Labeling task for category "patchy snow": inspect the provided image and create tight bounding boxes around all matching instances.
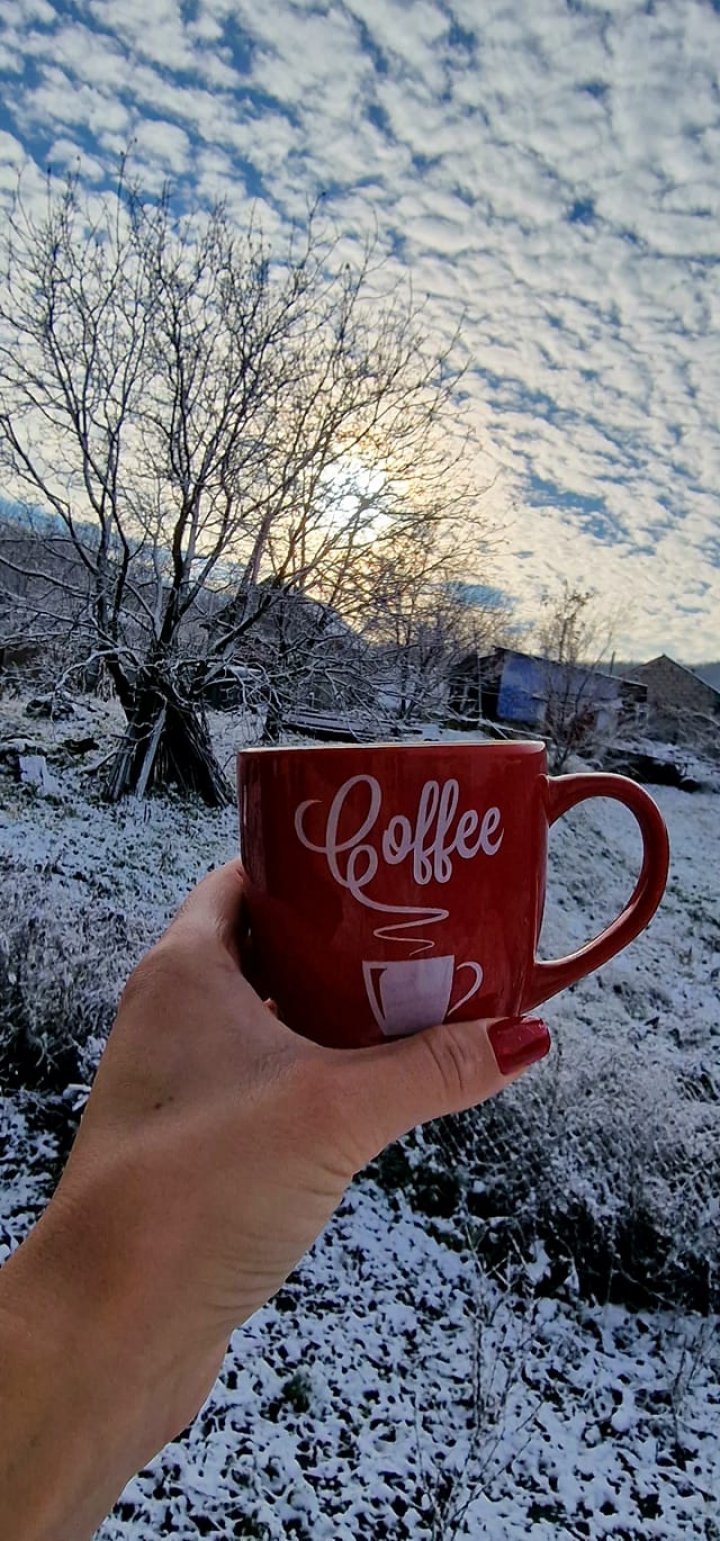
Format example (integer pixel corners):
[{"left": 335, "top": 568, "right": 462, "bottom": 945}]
[
  {"left": 1, "top": 702, "right": 719, "bottom": 1537},
  {"left": 98, "top": 1185, "right": 720, "bottom": 1540}
]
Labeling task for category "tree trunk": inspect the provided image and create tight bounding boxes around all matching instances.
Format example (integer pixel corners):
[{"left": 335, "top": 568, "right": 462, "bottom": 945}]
[{"left": 104, "top": 668, "right": 231, "bottom": 806}]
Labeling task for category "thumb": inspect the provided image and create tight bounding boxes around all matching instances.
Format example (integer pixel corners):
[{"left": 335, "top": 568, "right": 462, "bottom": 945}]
[{"left": 342, "top": 1015, "right": 551, "bottom": 1161}]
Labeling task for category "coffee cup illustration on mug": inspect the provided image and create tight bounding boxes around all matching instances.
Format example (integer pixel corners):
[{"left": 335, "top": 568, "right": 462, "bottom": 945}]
[{"left": 362, "top": 956, "right": 483, "bottom": 1036}]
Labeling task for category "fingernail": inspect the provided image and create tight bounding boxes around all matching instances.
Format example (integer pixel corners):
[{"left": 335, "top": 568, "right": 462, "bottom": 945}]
[{"left": 488, "top": 1017, "right": 551, "bottom": 1076}]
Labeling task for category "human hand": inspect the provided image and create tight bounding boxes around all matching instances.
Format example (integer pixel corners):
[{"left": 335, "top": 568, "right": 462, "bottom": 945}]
[
  {"left": 58, "top": 858, "right": 551, "bottom": 1424},
  {"left": 0, "top": 859, "right": 550, "bottom": 1539}
]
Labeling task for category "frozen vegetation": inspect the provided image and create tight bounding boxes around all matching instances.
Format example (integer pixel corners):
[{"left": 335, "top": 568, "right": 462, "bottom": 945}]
[{"left": 1, "top": 697, "right": 719, "bottom": 1538}]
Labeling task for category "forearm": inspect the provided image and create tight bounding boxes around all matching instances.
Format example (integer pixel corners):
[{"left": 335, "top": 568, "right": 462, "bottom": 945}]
[
  {"left": 0, "top": 1195, "right": 153, "bottom": 1541},
  {"left": 0, "top": 1183, "right": 224, "bottom": 1541},
  {"left": 0, "top": 1309, "right": 127, "bottom": 1541}
]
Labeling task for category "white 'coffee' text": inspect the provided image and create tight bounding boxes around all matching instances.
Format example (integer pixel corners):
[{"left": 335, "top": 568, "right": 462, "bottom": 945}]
[{"left": 295, "top": 775, "right": 503, "bottom": 914}]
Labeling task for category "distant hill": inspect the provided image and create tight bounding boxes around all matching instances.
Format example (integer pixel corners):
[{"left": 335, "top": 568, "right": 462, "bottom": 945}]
[{"left": 695, "top": 661, "right": 720, "bottom": 691}]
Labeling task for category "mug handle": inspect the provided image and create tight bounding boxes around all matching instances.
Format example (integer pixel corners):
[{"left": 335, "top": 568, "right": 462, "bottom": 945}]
[{"left": 522, "top": 773, "right": 670, "bottom": 1014}]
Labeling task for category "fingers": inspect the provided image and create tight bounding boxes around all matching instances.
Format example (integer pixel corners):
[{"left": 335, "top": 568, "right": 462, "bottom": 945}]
[
  {"left": 341, "top": 1015, "right": 550, "bottom": 1159},
  {"left": 164, "top": 866, "right": 306, "bottom": 1055},
  {"left": 168, "top": 859, "right": 248, "bottom": 966}
]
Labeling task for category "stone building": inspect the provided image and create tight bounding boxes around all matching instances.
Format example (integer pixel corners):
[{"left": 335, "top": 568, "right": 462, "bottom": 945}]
[{"left": 629, "top": 655, "right": 720, "bottom": 749}]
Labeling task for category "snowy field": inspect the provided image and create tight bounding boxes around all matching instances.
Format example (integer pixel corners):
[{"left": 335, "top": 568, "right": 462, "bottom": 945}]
[{"left": 1, "top": 698, "right": 719, "bottom": 1539}]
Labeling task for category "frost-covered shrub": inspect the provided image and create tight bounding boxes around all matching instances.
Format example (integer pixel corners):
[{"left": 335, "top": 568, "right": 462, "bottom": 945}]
[
  {"left": 425, "top": 1028, "right": 720, "bottom": 1312},
  {"left": 372, "top": 1140, "right": 462, "bottom": 1219},
  {"left": 0, "top": 863, "right": 150, "bottom": 1091},
  {"left": 373, "top": 1141, "right": 414, "bottom": 1195},
  {"left": 280, "top": 1370, "right": 314, "bottom": 1414}
]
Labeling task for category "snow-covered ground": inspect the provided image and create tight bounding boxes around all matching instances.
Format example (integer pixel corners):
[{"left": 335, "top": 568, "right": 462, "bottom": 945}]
[{"left": 1, "top": 697, "right": 719, "bottom": 1538}]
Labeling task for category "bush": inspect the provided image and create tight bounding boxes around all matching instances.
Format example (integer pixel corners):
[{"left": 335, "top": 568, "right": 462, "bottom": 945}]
[
  {"left": 371, "top": 1138, "right": 462, "bottom": 1218},
  {"left": 280, "top": 1370, "right": 313, "bottom": 1414},
  {"left": 0, "top": 861, "right": 151, "bottom": 1092},
  {"left": 425, "top": 1028, "right": 720, "bottom": 1313}
]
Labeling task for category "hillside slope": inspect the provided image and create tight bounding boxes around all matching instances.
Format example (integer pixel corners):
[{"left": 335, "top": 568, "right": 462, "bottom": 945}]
[{"left": 0, "top": 708, "right": 718, "bottom": 1538}]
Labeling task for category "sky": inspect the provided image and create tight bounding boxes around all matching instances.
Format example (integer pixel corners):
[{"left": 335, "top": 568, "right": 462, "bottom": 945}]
[{"left": 0, "top": 0, "right": 719, "bottom": 660}]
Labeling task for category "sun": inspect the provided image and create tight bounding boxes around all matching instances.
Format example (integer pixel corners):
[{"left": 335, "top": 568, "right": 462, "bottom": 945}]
[{"left": 318, "top": 457, "right": 390, "bottom": 539}]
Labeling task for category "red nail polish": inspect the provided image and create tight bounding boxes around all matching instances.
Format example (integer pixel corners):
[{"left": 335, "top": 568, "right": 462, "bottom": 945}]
[{"left": 488, "top": 1017, "right": 551, "bottom": 1076}]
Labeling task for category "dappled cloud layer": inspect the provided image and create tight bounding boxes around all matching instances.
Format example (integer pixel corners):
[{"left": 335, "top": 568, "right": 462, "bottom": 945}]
[{"left": 0, "top": 0, "right": 719, "bottom": 656}]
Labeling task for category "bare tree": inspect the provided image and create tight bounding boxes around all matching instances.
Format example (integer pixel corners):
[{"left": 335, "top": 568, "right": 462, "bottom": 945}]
[
  {"left": 0, "top": 166, "right": 476, "bottom": 801},
  {"left": 534, "top": 581, "right": 618, "bottom": 772},
  {"left": 235, "top": 582, "right": 377, "bottom": 744},
  {"left": 356, "top": 542, "right": 508, "bottom": 730}
]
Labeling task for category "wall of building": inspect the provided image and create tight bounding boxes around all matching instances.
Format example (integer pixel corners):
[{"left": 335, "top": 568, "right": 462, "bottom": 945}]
[
  {"left": 633, "top": 656, "right": 720, "bottom": 717},
  {"left": 496, "top": 653, "right": 545, "bottom": 723},
  {"left": 496, "top": 651, "right": 621, "bottom": 726}
]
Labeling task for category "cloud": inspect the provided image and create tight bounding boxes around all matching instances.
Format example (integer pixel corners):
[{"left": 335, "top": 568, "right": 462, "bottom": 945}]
[{"left": 0, "top": 0, "right": 719, "bottom": 656}]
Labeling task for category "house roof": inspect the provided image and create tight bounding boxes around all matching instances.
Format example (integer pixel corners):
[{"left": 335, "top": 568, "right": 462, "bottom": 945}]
[
  {"left": 462, "top": 644, "right": 630, "bottom": 686},
  {"left": 633, "top": 654, "right": 720, "bottom": 699}
]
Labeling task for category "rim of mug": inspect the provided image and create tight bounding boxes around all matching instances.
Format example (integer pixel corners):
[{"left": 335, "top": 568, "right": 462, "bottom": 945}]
[{"left": 237, "top": 738, "right": 548, "bottom": 755}]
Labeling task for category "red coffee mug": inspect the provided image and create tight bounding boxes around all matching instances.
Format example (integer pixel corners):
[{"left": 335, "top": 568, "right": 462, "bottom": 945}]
[{"left": 237, "top": 741, "right": 669, "bottom": 1048}]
